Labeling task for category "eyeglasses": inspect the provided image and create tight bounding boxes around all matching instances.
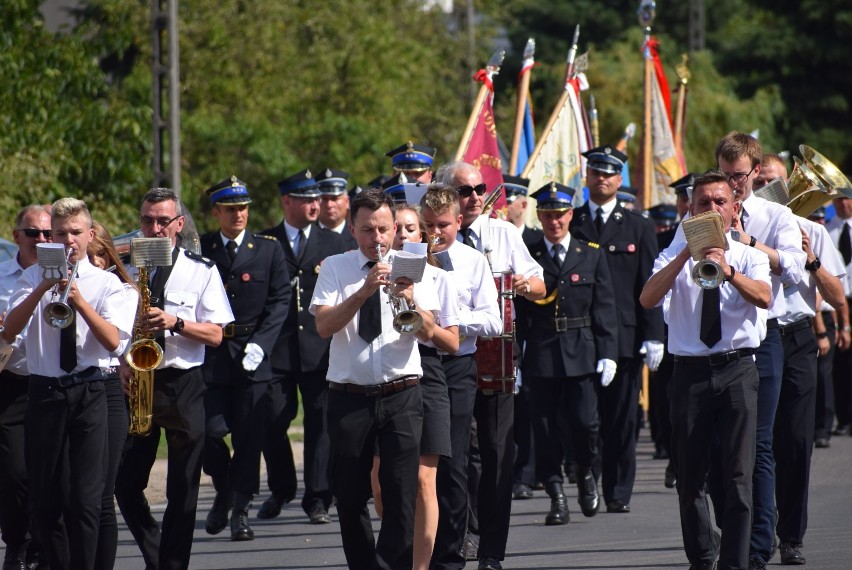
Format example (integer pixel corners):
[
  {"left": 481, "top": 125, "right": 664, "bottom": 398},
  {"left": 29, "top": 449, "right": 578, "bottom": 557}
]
[
  {"left": 724, "top": 165, "right": 756, "bottom": 185},
  {"left": 457, "top": 183, "right": 487, "bottom": 197},
  {"left": 140, "top": 214, "right": 182, "bottom": 228},
  {"left": 18, "top": 228, "right": 52, "bottom": 239}
]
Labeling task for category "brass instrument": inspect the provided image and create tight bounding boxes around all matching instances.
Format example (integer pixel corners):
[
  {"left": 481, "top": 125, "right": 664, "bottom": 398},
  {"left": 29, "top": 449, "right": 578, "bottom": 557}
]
[
  {"left": 44, "top": 260, "right": 81, "bottom": 329},
  {"left": 376, "top": 244, "right": 423, "bottom": 334},
  {"left": 127, "top": 238, "right": 173, "bottom": 436},
  {"left": 691, "top": 259, "right": 725, "bottom": 289},
  {"left": 786, "top": 145, "right": 852, "bottom": 217}
]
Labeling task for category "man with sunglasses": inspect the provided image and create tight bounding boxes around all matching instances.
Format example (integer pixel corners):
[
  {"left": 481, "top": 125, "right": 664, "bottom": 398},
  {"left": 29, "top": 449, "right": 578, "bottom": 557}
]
[
  {"left": 115, "top": 188, "right": 233, "bottom": 570},
  {"left": 0, "top": 205, "right": 51, "bottom": 569},
  {"left": 434, "top": 162, "right": 545, "bottom": 570}
]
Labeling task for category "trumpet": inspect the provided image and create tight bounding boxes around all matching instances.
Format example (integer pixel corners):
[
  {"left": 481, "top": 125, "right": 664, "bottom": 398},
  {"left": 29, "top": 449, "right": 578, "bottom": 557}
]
[
  {"left": 691, "top": 258, "right": 725, "bottom": 289},
  {"left": 44, "top": 260, "right": 81, "bottom": 329},
  {"left": 375, "top": 244, "right": 423, "bottom": 334}
]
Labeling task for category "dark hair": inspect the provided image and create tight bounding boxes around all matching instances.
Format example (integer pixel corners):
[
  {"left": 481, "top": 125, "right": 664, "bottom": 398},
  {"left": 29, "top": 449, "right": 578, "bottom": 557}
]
[
  {"left": 350, "top": 187, "right": 394, "bottom": 222},
  {"left": 142, "top": 187, "right": 179, "bottom": 205},
  {"left": 715, "top": 131, "right": 762, "bottom": 169},
  {"left": 693, "top": 169, "right": 734, "bottom": 195}
]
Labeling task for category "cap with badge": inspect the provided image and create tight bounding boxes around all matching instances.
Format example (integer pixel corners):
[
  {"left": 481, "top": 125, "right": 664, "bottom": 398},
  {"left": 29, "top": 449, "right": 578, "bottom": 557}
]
[
  {"left": 277, "top": 169, "right": 321, "bottom": 198},
  {"left": 205, "top": 175, "right": 253, "bottom": 206},
  {"left": 386, "top": 141, "right": 437, "bottom": 173},
  {"left": 530, "top": 182, "right": 576, "bottom": 211},
  {"left": 669, "top": 173, "right": 697, "bottom": 197},
  {"left": 382, "top": 173, "right": 409, "bottom": 203},
  {"left": 315, "top": 168, "right": 349, "bottom": 196},
  {"left": 617, "top": 186, "right": 638, "bottom": 204},
  {"left": 647, "top": 203, "right": 678, "bottom": 227},
  {"left": 582, "top": 144, "right": 627, "bottom": 174},
  {"left": 503, "top": 174, "right": 530, "bottom": 203}
]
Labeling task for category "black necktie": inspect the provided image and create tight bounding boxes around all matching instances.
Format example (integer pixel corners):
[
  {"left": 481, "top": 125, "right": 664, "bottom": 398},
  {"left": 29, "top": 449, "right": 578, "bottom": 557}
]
[
  {"left": 59, "top": 312, "right": 77, "bottom": 373},
  {"left": 740, "top": 207, "right": 748, "bottom": 232},
  {"left": 149, "top": 247, "right": 181, "bottom": 352},
  {"left": 700, "top": 287, "right": 722, "bottom": 348},
  {"left": 226, "top": 240, "right": 237, "bottom": 263},
  {"left": 595, "top": 207, "right": 604, "bottom": 237},
  {"left": 359, "top": 262, "right": 382, "bottom": 343},
  {"left": 461, "top": 228, "right": 476, "bottom": 249},
  {"left": 840, "top": 223, "right": 852, "bottom": 266},
  {"left": 294, "top": 229, "right": 306, "bottom": 260},
  {"left": 551, "top": 243, "right": 563, "bottom": 269}
]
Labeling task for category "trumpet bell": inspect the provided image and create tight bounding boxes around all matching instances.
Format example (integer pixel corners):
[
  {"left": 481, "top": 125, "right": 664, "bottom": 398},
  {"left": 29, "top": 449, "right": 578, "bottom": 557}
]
[
  {"left": 692, "top": 259, "right": 725, "bottom": 289},
  {"left": 43, "top": 302, "right": 75, "bottom": 329},
  {"left": 393, "top": 310, "right": 424, "bottom": 334}
]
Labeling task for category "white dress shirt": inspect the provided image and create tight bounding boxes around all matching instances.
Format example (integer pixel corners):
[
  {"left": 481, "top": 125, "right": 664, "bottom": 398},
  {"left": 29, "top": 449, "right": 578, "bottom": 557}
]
[
  {"left": 543, "top": 234, "right": 572, "bottom": 265},
  {"left": 653, "top": 235, "right": 771, "bottom": 356},
  {"left": 0, "top": 256, "right": 29, "bottom": 375},
  {"left": 310, "top": 249, "right": 440, "bottom": 385},
  {"left": 779, "top": 217, "right": 846, "bottom": 325},
  {"left": 219, "top": 229, "right": 246, "bottom": 252},
  {"left": 319, "top": 221, "right": 347, "bottom": 235},
  {"left": 462, "top": 216, "right": 545, "bottom": 278},
  {"left": 284, "top": 221, "right": 311, "bottom": 254},
  {"left": 825, "top": 215, "right": 852, "bottom": 296},
  {"left": 418, "top": 263, "right": 461, "bottom": 350},
  {"left": 10, "top": 257, "right": 136, "bottom": 376},
  {"left": 588, "top": 198, "right": 617, "bottom": 225}
]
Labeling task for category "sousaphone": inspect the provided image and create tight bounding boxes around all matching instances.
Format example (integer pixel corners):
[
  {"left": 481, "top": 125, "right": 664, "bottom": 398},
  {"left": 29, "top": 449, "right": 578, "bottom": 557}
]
[{"left": 786, "top": 145, "right": 852, "bottom": 217}]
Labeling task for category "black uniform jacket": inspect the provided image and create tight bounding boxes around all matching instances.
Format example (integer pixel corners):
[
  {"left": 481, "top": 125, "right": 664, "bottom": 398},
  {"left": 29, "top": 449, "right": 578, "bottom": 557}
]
[
  {"left": 201, "top": 231, "right": 291, "bottom": 383},
  {"left": 516, "top": 233, "right": 618, "bottom": 378},
  {"left": 261, "top": 221, "right": 344, "bottom": 372},
  {"left": 569, "top": 203, "right": 663, "bottom": 359}
]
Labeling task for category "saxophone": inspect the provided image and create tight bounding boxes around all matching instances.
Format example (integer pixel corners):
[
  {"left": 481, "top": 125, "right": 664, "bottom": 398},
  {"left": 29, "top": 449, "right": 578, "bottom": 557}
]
[{"left": 127, "top": 265, "right": 163, "bottom": 435}]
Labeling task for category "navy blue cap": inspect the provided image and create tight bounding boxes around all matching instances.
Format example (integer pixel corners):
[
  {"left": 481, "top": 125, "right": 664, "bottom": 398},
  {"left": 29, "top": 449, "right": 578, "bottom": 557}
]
[
  {"left": 367, "top": 174, "right": 390, "bottom": 190},
  {"left": 669, "top": 173, "right": 697, "bottom": 196},
  {"left": 382, "top": 173, "right": 409, "bottom": 204},
  {"left": 647, "top": 203, "right": 678, "bottom": 225},
  {"left": 315, "top": 168, "right": 350, "bottom": 196},
  {"left": 808, "top": 206, "right": 826, "bottom": 220},
  {"left": 582, "top": 144, "right": 627, "bottom": 174},
  {"left": 530, "top": 182, "right": 575, "bottom": 211},
  {"left": 503, "top": 174, "right": 530, "bottom": 202},
  {"left": 385, "top": 141, "right": 436, "bottom": 173},
  {"left": 277, "top": 169, "right": 320, "bottom": 198},
  {"left": 617, "top": 186, "right": 638, "bottom": 203},
  {"left": 348, "top": 185, "right": 364, "bottom": 201},
  {"left": 205, "top": 175, "right": 252, "bottom": 206}
]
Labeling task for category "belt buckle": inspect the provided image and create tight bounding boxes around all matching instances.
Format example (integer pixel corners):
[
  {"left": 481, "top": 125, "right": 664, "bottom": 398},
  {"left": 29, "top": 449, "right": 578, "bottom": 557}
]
[
  {"left": 363, "top": 384, "right": 383, "bottom": 396},
  {"left": 555, "top": 317, "right": 567, "bottom": 333},
  {"left": 223, "top": 323, "right": 235, "bottom": 338}
]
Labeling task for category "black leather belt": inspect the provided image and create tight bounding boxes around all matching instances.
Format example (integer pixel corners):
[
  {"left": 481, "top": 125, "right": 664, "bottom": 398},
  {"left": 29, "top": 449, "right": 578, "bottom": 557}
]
[
  {"left": 674, "top": 348, "right": 755, "bottom": 366},
  {"left": 779, "top": 317, "right": 813, "bottom": 336},
  {"left": 549, "top": 316, "right": 591, "bottom": 332},
  {"left": 419, "top": 345, "right": 465, "bottom": 363},
  {"left": 328, "top": 375, "right": 420, "bottom": 396},
  {"left": 767, "top": 318, "right": 779, "bottom": 330},
  {"left": 30, "top": 366, "right": 104, "bottom": 388},
  {"left": 223, "top": 323, "right": 256, "bottom": 338}
]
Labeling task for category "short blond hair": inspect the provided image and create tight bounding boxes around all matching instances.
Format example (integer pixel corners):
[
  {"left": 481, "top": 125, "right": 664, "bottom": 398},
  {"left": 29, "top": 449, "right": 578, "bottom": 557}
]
[
  {"left": 51, "top": 198, "right": 92, "bottom": 227},
  {"left": 421, "top": 184, "right": 460, "bottom": 216}
]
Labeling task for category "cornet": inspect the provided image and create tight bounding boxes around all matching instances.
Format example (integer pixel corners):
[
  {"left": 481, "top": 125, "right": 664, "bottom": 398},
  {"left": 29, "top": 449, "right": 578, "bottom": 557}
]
[
  {"left": 691, "top": 258, "right": 725, "bottom": 289},
  {"left": 43, "top": 256, "right": 80, "bottom": 329},
  {"left": 375, "top": 244, "right": 424, "bottom": 334}
]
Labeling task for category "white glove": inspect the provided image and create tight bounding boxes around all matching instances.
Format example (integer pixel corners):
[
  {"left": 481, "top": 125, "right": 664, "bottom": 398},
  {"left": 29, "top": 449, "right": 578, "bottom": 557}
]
[
  {"left": 640, "top": 340, "right": 665, "bottom": 372},
  {"left": 242, "top": 342, "right": 264, "bottom": 372},
  {"left": 596, "top": 358, "right": 617, "bottom": 387}
]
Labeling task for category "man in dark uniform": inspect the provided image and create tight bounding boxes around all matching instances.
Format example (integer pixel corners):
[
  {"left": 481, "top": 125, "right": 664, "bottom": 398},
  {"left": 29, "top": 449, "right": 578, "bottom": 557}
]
[
  {"left": 200, "top": 176, "right": 290, "bottom": 541},
  {"left": 516, "top": 182, "right": 618, "bottom": 526},
  {"left": 569, "top": 145, "right": 664, "bottom": 513},
  {"left": 258, "top": 169, "right": 344, "bottom": 524},
  {"left": 386, "top": 141, "right": 437, "bottom": 184},
  {"left": 316, "top": 168, "right": 358, "bottom": 251}
]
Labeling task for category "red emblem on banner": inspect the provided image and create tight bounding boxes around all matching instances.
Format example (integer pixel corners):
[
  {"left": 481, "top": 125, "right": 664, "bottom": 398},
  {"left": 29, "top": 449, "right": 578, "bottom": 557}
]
[
  {"left": 571, "top": 274, "right": 580, "bottom": 282},
  {"left": 241, "top": 273, "right": 251, "bottom": 282},
  {"left": 628, "top": 244, "right": 636, "bottom": 252}
]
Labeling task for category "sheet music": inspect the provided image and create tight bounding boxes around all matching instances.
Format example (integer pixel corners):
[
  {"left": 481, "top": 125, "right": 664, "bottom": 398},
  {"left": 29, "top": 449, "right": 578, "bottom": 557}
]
[
  {"left": 389, "top": 250, "right": 427, "bottom": 283},
  {"left": 681, "top": 211, "right": 729, "bottom": 261}
]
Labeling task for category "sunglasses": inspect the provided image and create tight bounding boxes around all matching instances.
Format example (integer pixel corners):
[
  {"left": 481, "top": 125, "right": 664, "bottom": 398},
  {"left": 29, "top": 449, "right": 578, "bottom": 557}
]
[
  {"left": 18, "top": 228, "right": 52, "bottom": 239},
  {"left": 457, "top": 183, "right": 487, "bottom": 197}
]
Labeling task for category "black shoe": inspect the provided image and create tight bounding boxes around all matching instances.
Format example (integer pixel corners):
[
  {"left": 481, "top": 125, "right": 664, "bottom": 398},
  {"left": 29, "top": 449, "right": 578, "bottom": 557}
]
[
  {"left": 814, "top": 437, "right": 830, "bottom": 448},
  {"left": 205, "top": 492, "right": 231, "bottom": 535},
  {"left": 463, "top": 532, "right": 479, "bottom": 561},
  {"left": 230, "top": 510, "right": 254, "bottom": 541},
  {"left": 652, "top": 446, "right": 669, "bottom": 460},
  {"left": 606, "top": 501, "right": 630, "bottom": 513},
  {"left": 545, "top": 494, "right": 569, "bottom": 525},
  {"left": 664, "top": 461, "right": 677, "bottom": 489},
  {"left": 512, "top": 482, "right": 534, "bottom": 500},
  {"left": 308, "top": 506, "right": 332, "bottom": 524},
  {"left": 256, "top": 493, "right": 286, "bottom": 520},
  {"left": 689, "top": 563, "right": 717, "bottom": 570},
  {"left": 577, "top": 472, "right": 599, "bottom": 517},
  {"left": 748, "top": 558, "right": 766, "bottom": 569},
  {"left": 832, "top": 423, "right": 850, "bottom": 436},
  {"left": 478, "top": 557, "right": 503, "bottom": 570},
  {"left": 3, "top": 560, "right": 27, "bottom": 570},
  {"left": 779, "top": 542, "right": 806, "bottom": 565}
]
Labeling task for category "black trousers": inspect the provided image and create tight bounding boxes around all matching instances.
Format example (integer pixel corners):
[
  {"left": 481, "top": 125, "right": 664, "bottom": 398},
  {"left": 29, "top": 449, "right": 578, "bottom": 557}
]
[
  {"left": 26, "top": 378, "right": 107, "bottom": 570},
  {"left": 671, "top": 357, "right": 758, "bottom": 570},
  {"left": 473, "top": 391, "right": 514, "bottom": 561},
  {"left": 0, "top": 372, "right": 32, "bottom": 563},
  {"left": 327, "top": 382, "right": 422, "bottom": 570},
  {"left": 115, "top": 367, "right": 205, "bottom": 570},
  {"left": 815, "top": 311, "right": 836, "bottom": 441},
  {"left": 650, "top": 355, "right": 674, "bottom": 458},
  {"left": 262, "top": 369, "right": 332, "bottom": 514},
  {"left": 203, "top": 367, "right": 269, "bottom": 496},
  {"left": 775, "top": 325, "right": 819, "bottom": 544},
  {"left": 433, "top": 355, "right": 477, "bottom": 570},
  {"left": 512, "top": 381, "right": 536, "bottom": 486},
  {"left": 596, "top": 357, "right": 641, "bottom": 505},
  {"left": 95, "top": 375, "right": 128, "bottom": 570},
  {"left": 832, "top": 300, "right": 852, "bottom": 428}
]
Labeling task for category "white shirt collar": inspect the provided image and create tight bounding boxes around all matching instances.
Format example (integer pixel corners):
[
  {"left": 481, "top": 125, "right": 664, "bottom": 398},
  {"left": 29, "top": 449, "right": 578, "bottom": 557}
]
[
  {"left": 283, "top": 220, "right": 311, "bottom": 242},
  {"left": 543, "top": 233, "right": 572, "bottom": 253},
  {"left": 219, "top": 229, "right": 245, "bottom": 248},
  {"left": 589, "top": 197, "right": 617, "bottom": 221}
]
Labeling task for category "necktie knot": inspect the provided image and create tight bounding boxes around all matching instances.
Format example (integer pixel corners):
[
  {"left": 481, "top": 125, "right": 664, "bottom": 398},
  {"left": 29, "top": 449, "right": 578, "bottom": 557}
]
[
  {"left": 461, "top": 228, "right": 476, "bottom": 249},
  {"left": 226, "top": 240, "right": 237, "bottom": 262}
]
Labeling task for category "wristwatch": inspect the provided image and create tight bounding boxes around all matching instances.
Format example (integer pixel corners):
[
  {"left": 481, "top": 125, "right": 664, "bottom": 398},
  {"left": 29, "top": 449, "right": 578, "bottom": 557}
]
[
  {"left": 805, "top": 257, "right": 821, "bottom": 272},
  {"left": 748, "top": 236, "right": 757, "bottom": 247},
  {"left": 725, "top": 267, "right": 736, "bottom": 282},
  {"left": 170, "top": 317, "right": 185, "bottom": 335}
]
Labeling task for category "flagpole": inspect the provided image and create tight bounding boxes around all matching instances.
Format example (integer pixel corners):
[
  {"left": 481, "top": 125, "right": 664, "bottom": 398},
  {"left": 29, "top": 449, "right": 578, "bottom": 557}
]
[
  {"left": 456, "top": 50, "right": 505, "bottom": 161},
  {"left": 589, "top": 94, "right": 600, "bottom": 148},
  {"left": 639, "top": 1, "right": 656, "bottom": 211},
  {"left": 673, "top": 53, "right": 690, "bottom": 158},
  {"left": 510, "top": 38, "right": 535, "bottom": 175}
]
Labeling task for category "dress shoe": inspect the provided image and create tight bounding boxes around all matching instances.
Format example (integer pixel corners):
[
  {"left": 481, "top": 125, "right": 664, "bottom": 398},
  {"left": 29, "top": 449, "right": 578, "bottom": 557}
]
[
  {"left": 748, "top": 557, "right": 767, "bottom": 569},
  {"left": 230, "top": 509, "right": 254, "bottom": 541},
  {"left": 814, "top": 437, "right": 830, "bottom": 448},
  {"left": 256, "top": 493, "right": 286, "bottom": 520},
  {"left": 688, "top": 563, "right": 717, "bottom": 570},
  {"left": 512, "top": 482, "right": 534, "bottom": 500},
  {"left": 576, "top": 472, "right": 599, "bottom": 517},
  {"left": 463, "top": 532, "right": 480, "bottom": 561},
  {"left": 308, "top": 506, "right": 332, "bottom": 524},
  {"left": 779, "top": 542, "right": 806, "bottom": 565},
  {"left": 832, "top": 423, "right": 850, "bottom": 436},
  {"left": 3, "top": 560, "right": 27, "bottom": 570},
  {"left": 664, "top": 461, "right": 677, "bottom": 489},
  {"left": 205, "top": 492, "right": 231, "bottom": 535},
  {"left": 652, "top": 446, "right": 669, "bottom": 460},
  {"left": 605, "top": 501, "right": 630, "bottom": 513},
  {"left": 478, "top": 557, "right": 502, "bottom": 570}
]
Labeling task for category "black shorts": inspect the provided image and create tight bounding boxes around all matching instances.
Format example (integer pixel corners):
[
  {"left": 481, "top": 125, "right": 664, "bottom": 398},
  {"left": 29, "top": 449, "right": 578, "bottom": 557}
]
[{"left": 419, "top": 355, "right": 451, "bottom": 457}]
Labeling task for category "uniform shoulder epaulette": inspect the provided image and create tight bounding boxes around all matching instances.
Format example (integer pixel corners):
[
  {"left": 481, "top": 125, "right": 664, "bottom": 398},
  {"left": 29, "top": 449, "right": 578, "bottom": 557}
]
[
  {"left": 184, "top": 249, "right": 215, "bottom": 267},
  {"left": 253, "top": 233, "right": 278, "bottom": 241}
]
